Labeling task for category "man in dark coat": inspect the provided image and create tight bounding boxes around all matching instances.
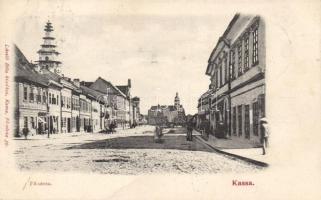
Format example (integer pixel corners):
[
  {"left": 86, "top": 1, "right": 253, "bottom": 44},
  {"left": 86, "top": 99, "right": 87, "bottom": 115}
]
[
  {"left": 186, "top": 120, "right": 193, "bottom": 141},
  {"left": 260, "top": 118, "right": 269, "bottom": 155}
]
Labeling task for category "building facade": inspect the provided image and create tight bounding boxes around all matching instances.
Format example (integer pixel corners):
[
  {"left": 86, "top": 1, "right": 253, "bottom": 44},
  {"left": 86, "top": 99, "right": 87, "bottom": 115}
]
[
  {"left": 89, "top": 77, "right": 133, "bottom": 129},
  {"left": 14, "top": 45, "right": 49, "bottom": 136},
  {"left": 201, "top": 14, "right": 266, "bottom": 146}
]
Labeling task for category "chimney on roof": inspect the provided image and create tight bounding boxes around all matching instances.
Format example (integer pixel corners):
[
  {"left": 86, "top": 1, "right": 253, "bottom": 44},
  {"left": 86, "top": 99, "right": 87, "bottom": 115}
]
[
  {"left": 73, "top": 78, "right": 80, "bottom": 87},
  {"left": 128, "top": 79, "right": 131, "bottom": 88}
]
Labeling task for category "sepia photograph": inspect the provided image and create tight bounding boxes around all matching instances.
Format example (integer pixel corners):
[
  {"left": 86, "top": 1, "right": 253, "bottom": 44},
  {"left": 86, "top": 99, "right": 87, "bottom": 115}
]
[{"left": 13, "top": 13, "right": 268, "bottom": 175}]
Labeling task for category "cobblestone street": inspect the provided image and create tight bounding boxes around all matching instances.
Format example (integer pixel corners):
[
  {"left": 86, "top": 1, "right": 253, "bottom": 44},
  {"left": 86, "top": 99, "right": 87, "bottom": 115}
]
[{"left": 14, "top": 126, "right": 263, "bottom": 174}]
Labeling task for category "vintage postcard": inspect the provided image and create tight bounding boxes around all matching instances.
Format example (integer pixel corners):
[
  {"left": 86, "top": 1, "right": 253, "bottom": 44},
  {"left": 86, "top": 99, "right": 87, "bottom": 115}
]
[{"left": 0, "top": 0, "right": 320, "bottom": 199}]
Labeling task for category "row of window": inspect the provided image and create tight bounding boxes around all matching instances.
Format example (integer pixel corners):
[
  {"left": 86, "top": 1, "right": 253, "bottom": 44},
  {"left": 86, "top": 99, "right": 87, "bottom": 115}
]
[
  {"left": 232, "top": 28, "right": 259, "bottom": 79},
  {"left": 72, "top": 97, "right": 80, "bottom": 111},
  {"left": 23, "top": 116, "right": 36, "bottom": 129},
  {"left": 61, "top": 117, "right": 67, "bottom": 128},
  {"left": 23, "top": 86, "right": 47, "bottom": 104},
  {"left": 62, "top": 96, "right": 71, "bottom": 109},
  {"left": 48, "top": 93, "right": 59, "bottom": 105},
  {"left": 211, "top": 26, "right": 259, "bottom": 90},
  {"left": 80, "top": 99, "right": 91, "bottom": 113},
  {"left": 22, "top": 85, "right": 125, "bottom": 113},
  {"left": 22, "top": 85, "right": 92, "bottom": 112},
  {"left": 61, "top": 117, "right": 94, "bottom": 129},
  {"left": 231, "top": 99, "right": 265, "bottom": 139}
]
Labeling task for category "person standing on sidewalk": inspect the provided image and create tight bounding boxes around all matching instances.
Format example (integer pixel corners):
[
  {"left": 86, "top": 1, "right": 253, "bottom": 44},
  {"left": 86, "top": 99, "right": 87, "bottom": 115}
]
[
  {"left": 186, "top": 120, "right": 193, "bottom": 141},
  {"left": 260, "top": 118, "right": 269, "bottom": 155}
]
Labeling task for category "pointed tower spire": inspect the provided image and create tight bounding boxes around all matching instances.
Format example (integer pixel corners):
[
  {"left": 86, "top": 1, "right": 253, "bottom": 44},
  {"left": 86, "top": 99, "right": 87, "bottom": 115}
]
[
  {"left": 36, "top": 21, "right": 61, "bottom": 74},
  {"left": 174, "top": 92, "right": 180, "bottom": 108}
]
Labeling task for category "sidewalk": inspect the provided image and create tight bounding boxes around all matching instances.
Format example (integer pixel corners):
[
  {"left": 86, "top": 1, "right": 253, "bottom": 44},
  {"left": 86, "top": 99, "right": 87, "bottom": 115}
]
[
  {"left": 14, "top": 131, "right": 92, "bottom": 140},
  {"left": 14, "top": 125, "right": 153, "bottom": 141},
  {"left": 194, "top": 130, "right": 269, "bottom": 167}
]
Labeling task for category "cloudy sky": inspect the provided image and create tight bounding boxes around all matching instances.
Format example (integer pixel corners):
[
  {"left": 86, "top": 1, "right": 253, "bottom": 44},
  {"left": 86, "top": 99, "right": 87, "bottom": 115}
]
[{"left": 13, "top": 0, "right": 239, "bottom": 114}]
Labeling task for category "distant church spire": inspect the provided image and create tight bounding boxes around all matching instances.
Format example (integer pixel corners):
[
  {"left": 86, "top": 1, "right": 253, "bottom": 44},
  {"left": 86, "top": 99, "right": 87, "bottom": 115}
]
[
  {"left": 174, "top": 92, "right": 180, "bottom": 108},
  {"left": 36, "top": 20, "right": 61, "bottom": 74}
]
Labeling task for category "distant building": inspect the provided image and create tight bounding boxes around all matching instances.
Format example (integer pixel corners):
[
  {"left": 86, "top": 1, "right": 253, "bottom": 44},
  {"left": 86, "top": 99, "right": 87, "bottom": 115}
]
[
  {"left": 89, "top": 77, "right": 131, "bottom": 128},
  {"left": 116, "top": 79, "right": 132, "bottom": 125},
  {"left": 148, "top": 93, "right": 185, "bottom": 125}
]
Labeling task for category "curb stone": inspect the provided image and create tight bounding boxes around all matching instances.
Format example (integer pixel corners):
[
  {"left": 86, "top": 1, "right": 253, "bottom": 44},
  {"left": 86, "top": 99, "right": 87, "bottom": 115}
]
[{"left": 195, "top": 135, "right": 269, "bottom": 167}]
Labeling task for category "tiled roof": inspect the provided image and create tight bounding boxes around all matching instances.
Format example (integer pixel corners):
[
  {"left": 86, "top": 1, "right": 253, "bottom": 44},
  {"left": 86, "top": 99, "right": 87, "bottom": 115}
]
[
  {"left": 116, "top": 85, "right": 129, "bottom": 96},
  {"left": 168, "top": 105, "right": 177, "bottom": 111},
  {"left": 90, "top": 77, "right": 126, "bottom": 98},
  {"left": 41, "top": 68, "right": 61, "bottom": 82},
  {"left": 80, "top": 85, "right": 105, "bottom": 102},
  {"left": 80, "top": 81, "right": 93, "bottom": 87},
  {"left": 14, "top": 45, "right": 48, "bottom": 87}
]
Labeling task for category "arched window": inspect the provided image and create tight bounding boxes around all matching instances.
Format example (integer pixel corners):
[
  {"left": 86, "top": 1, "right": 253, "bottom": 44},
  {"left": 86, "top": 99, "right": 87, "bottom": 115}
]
[{"left": 45, "top": 56, "right": 49, "bottom": 61}]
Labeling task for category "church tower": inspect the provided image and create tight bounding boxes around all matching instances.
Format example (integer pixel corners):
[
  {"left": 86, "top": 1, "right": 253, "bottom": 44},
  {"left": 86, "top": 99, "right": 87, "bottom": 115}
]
[
  {"left": 174, "top": 92, "right": 180, "bottom": 108},
  {"left": 36, "top": 21, "right": 61, "bottom": 73}
]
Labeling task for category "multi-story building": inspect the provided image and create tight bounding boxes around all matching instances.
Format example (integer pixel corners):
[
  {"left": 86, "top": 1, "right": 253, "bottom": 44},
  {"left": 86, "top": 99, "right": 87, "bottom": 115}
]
[
  {"left": 116, "top": 79, "right": 132, "bottom": 126},
  {"left": 14, "top": 45, "right": 49, "bottom": 136},
  {"left": 40, "top": 69, "right": 63, "bottom": 134},
  {"left": 60, "top": 78, "right": 72, "bottom": 133},
  {"left": 202, "top": 14, "right": 266, "bottom": 145},
  {"left": 80, "top": 83, "right": 107, "bottom": 132},
  {"left": 90, "top": 77, "right": 130, "bottom": 129},
  {"left": 60, "top": 77, "right": 80, "bottom": 133},
  {"left": 79, "top": 93, "right": 92, "bottom": 132},
  {"left": 71, "top": 79, "right": 81, "bottom": 132},
  {"left": 196, "top": 89, "right": 211, "bottom": 130}
]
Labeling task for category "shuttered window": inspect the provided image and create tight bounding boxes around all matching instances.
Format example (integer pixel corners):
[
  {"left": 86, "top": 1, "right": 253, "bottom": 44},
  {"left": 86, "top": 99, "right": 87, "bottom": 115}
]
[
  {"left": 29, "top": 86, "right": 34, "bottom": 102},
  {"left": 23, "top": 86, "right": 28, "bottom": 101},
  {"left": 253, "top": 28, "right": 259, "bottom": 65},
  {"left": 252, "top": 102, "right": 259, "bottom": 136},
  {"left": 237, "top": 41, "right": 243, "bottom": 76},
  {"left": 245, "top": 105, "right": 250, "bottom": 139},
  {"left": 237, "top": 105, "right": 242, "bottom": 136},
  {"left": 233, "top": 107, "right": 237, "bottom": 135},
  {"left": 230, "top": 49, "right": 235, "bottom": 80},
  {"left": 244, "top": 36, "right": 249, "bottom": 71},
  {"left": 224, "top": 55, "right": 228, "bottom": 84}
]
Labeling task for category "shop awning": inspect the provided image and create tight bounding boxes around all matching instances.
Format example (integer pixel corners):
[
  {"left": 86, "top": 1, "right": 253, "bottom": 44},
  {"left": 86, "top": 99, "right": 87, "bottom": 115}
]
[{"left": 38, "top": 117, "right": 47, "bottom": 123}]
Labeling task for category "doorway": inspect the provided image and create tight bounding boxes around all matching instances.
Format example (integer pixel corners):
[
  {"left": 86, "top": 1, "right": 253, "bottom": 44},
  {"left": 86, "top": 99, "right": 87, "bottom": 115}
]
[{"left": 67, "top": 118, "right": 71, "bottom": 133}]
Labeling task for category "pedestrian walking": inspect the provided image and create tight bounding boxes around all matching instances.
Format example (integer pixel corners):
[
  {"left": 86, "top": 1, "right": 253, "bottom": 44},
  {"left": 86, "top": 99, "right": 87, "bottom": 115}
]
[
  {"left": 154, "top": 125, "right": 163, "bottom": 143},
  {"left": 186, "top": 120, "right": 193, "bottom": 141},
  {"left": 109, "top": 120, "right": 116, "bottom": 134},
  {"left": 260, "top": 118, "right": 269, "bottom": 155},
  {"left": 22, "top": 127, "right": 29, "bottom": 139}
]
